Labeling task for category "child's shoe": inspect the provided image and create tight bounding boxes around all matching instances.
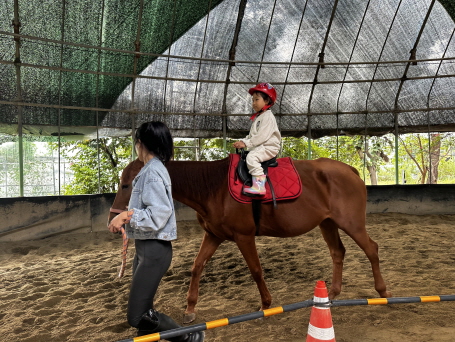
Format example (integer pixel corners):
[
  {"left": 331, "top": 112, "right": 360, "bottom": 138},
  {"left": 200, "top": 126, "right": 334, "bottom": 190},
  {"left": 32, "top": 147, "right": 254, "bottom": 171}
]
[{"left": 243, "top": 175, "right": 267, "bottom": 196}]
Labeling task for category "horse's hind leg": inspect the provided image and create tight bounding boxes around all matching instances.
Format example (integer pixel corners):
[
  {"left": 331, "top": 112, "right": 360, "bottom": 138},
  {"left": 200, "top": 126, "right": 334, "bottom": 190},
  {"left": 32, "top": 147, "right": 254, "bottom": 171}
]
[
  {"left": 319, "top": 219, "right": 346, "bottom": 299},
  {"left": 343, "top": 225, "right": 392, "bottom": 298},
  {"left": 184, "top": 231, "right": 224, "bottom": 323}
]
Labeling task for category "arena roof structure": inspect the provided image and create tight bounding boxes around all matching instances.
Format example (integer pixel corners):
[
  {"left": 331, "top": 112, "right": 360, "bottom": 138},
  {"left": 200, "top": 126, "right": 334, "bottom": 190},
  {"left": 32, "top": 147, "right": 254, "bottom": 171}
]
[{"left": 1, "top": 0, "right": 455, "bottom": 139}]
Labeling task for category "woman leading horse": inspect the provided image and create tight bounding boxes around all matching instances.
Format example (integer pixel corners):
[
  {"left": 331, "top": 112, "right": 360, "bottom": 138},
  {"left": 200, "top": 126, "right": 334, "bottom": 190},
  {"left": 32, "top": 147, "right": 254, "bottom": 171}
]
[{"left": 108, "top": 154, "right": 391, "bottom": 324}]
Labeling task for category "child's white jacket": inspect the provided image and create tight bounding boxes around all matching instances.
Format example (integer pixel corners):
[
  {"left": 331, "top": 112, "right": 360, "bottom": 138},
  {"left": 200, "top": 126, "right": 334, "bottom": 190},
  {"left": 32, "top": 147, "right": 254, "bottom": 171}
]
[{"left": 241, "top": 109, "right": 281, "bottom": 152}]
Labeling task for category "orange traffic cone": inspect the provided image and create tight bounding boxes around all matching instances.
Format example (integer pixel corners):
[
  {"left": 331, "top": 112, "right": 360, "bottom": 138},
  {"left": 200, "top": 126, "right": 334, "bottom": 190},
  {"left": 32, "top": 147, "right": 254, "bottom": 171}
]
[{"left": 306, "top": 281, "right": 335, "bottom": 342}]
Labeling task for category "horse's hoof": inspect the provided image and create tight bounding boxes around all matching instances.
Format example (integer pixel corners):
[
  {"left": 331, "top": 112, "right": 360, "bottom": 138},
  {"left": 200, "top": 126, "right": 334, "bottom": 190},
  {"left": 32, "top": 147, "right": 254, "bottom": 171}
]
[
  {"left": 382, "top": 291, "right": 392, "bottom": 298},
  {"left": 183, "top": 312, "right": 196, "bottom": 324},
  {"left": 328, "top": 290, "right": 340, "bottom": 300}
]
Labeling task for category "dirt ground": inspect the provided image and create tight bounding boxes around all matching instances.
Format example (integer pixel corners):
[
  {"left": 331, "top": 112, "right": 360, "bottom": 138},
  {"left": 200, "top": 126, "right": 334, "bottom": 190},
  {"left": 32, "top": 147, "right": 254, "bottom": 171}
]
[{"left": 1, "top": 213, "right": 455, "bottom": 342}]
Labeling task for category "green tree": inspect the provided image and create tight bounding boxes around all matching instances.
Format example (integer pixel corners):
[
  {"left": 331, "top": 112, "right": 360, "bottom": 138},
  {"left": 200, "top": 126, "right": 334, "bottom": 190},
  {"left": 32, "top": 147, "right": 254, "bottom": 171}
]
[
  {"left": 281, "top": 137, "right": 309, "bottom": 160},
  {"left": 0, "top": 137, "right": 54, "bottom": 196},
  {"left": 173, "top": 139, "right": 198, "bottom": 161},
  {"left": 199, "top": 138, "right": 235, "bottom": 160},
  {"left": 399, "top": 133, "right": 455, "bottom": 184},
  {"left": 51, "top": 137, "right": 132, "bottom": 194},
  {"left": 350, "top": 135, "right": 392, "bottom": 185},
  {"left": 174, "top": 138, "right": 235, "bottom": 161},
  {"left": 281, "top": 135, "right": 393, "bottom": 185}
]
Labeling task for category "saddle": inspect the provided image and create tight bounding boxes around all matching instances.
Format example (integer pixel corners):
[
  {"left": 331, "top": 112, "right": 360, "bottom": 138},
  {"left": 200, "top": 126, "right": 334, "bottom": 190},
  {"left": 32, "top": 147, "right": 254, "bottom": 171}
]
[
  {"left": 229, "top": 151, "right": 302, "bottom": 235},
  {"left": 229, "top": 150, "right": 302, "bottom": 207}
]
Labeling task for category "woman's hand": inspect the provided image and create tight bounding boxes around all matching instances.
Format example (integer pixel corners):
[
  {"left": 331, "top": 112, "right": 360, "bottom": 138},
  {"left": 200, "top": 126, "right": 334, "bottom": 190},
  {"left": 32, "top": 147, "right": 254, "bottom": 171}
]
[
  {"left": 233, "top": 141, "right": 246, "bottom": 149},
  {"left": 108, "top": 210, "right": 133, "bottom": 233}
]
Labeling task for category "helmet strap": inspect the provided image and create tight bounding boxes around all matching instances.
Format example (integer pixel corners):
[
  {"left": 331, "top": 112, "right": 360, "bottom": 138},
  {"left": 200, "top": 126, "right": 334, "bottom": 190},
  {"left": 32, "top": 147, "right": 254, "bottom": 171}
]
[{"left": 250, "top": 104, "right": 272, "bottom": 121}]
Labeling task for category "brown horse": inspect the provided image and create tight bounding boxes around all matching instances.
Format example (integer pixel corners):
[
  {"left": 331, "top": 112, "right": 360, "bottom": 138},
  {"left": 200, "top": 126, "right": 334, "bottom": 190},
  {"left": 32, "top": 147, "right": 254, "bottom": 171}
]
[{"left": 108, "top": 156, "right": 391, "bottom": 323}]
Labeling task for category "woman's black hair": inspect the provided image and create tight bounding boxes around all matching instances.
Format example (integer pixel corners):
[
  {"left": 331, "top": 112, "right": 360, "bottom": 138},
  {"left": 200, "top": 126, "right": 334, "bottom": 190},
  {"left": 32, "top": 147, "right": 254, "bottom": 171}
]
[{"left": 134, "top": 121, "right": 174, "bottom": 164}]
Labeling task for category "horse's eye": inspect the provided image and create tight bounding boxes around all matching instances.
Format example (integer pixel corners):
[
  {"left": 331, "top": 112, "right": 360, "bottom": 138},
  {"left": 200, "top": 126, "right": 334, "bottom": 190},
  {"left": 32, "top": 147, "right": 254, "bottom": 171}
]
[{"left": 122, "top": 184, "right": 129, "bottom": 189}]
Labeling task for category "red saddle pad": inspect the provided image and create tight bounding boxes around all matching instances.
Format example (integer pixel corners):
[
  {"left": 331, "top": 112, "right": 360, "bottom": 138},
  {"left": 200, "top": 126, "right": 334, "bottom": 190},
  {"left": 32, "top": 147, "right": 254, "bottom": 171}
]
[{"left": 228, "top": 153, "right": 302, "bottom": 204}]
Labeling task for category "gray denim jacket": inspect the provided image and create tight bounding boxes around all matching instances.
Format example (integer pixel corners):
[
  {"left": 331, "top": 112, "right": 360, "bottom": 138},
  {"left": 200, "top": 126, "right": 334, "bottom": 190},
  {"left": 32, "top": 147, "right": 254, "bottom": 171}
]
[{"left": 125, "top": 157, "right": 177, "bottom": 241}]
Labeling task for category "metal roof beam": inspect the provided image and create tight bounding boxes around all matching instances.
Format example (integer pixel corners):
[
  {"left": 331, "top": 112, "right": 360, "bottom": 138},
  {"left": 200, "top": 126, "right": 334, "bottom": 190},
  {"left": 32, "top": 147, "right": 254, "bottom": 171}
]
[
  {"left": 221, "top": 0, "right": 247, "bottom": 138},
  {"left": 256, "top": 0, "right": 277, "bottom": 82},
  {"left": 163, "top": 0, "right": 179, "bottom": 113},
  {"left": 307, "top": 0, "right": 339, "bottom": 115},
  {"left": 191, "top": 0, "right": 213, "bottom": 114},
  {"left": 427, "top": 27, "right": 455, "bottom": 108},
  {"left": 336, "top": 0, "right": 371, "bottom": 113},
  {"left": 279, "top": 0, "right": 309, "bottom": 114},
  {"left": 365, "top": 0, "right": 403, "bottom": 111},
  {"left": 394, "top": 0, "right": 436, "bottom": 111}
]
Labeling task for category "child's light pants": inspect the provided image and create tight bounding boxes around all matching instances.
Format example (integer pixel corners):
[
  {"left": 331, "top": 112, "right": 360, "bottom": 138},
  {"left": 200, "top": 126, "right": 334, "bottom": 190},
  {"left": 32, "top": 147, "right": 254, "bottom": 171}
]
[{"left": 246, "top": 145, "right": 279, "bottom": 176}]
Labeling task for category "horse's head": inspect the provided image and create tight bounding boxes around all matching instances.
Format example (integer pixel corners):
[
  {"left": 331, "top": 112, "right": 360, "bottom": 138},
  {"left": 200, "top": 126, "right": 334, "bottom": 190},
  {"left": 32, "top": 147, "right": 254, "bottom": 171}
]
[{"left": 108, "top": 158, "right": 144, "bottom": 224}]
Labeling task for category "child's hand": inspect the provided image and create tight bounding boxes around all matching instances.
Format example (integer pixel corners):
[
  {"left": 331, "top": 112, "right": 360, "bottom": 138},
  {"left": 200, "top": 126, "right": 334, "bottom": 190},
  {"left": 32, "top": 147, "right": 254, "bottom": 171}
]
[{"left": 233, "top": 141, "right": 246, "bottom": 149}]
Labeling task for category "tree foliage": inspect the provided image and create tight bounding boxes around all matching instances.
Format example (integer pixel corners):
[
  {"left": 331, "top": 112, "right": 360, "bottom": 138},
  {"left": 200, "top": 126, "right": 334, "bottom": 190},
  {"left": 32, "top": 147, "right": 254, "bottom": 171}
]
[
  {"left": 399, "top": 133, "right": 455, "bottom": 184},
  {"left": 0, "top": 140, "right": 50, "bottom": 196},
  {"left": 174, "top": 138, "right": 235, "bottom": 161},
  {"left": 281, "top": 135, "right": 392, "bottom": 185},
  {"left": 282, "top": 133, "right": 455, "bottom": 185},
  {"left": 2, "top": 131, "right": 454, "bottom": 198},
  {"left": 50, "top": 137, "right": 132, "bottom": 194}
]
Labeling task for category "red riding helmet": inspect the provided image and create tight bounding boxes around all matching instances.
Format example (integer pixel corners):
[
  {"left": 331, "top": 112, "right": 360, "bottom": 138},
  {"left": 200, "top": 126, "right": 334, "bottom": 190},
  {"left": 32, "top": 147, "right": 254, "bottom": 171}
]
[{"left": 248, "top": 83, "right": 277, "bottom": 105}]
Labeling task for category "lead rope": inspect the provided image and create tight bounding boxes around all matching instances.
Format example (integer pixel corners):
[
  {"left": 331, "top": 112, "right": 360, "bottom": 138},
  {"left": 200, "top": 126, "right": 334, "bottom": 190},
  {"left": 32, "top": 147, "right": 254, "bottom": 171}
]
[
  {"left": 110, "top": 207, "right": 129, "bottom": 278},
  {"left": 118, "top": 226, "right": 128, "bottom": 278}
]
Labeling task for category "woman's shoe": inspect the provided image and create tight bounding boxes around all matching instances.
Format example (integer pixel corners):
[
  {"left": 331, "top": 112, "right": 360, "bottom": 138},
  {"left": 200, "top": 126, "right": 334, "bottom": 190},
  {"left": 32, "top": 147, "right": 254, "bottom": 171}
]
[{"left": 137, "top": 309, "right": 204, "bottom": 342}]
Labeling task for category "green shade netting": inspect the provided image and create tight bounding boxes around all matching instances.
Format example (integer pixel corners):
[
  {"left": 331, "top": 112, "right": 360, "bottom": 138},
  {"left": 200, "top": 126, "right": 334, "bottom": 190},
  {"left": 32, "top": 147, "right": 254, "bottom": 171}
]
[
  {"left": 0, "top": 0, "right": 455, "bottom": 139},
  {"left": 0, "top": 0, "right": 224, "bottom": 133}
]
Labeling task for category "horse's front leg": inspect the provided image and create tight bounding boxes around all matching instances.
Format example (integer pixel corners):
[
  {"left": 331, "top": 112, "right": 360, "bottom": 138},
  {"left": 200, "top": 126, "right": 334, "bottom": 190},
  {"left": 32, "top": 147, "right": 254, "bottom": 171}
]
[
  {"left": 184, "top": 231, "right": 224, "bottom": 324},
  {"left": 235, "top": 234, "right": 272, "bottom": 311},
  {"left": 319, "top": 220, "right": 346, "bottom": 299}
]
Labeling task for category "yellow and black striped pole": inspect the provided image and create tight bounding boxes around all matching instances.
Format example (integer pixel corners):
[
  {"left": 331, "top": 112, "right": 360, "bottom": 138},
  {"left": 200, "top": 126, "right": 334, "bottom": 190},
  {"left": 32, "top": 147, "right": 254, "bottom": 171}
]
[
  {"left": 331, "top": 294, "right": 455, "bottom": 307},
  {"left": 115, "top": 300, "right": 313, "bottom": 342},
  {"left": 114, "top": 294, "right": 455, "bottom": 342}
]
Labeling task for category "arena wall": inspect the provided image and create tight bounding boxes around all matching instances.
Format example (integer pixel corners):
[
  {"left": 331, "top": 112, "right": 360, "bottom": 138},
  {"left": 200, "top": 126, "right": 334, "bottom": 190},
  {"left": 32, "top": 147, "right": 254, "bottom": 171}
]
[
  {"left": 0, "top": 184, "right": 454, "bottom": 241},
  {"left": 366, "top": 184, "right": 455, "bottom": 215}
]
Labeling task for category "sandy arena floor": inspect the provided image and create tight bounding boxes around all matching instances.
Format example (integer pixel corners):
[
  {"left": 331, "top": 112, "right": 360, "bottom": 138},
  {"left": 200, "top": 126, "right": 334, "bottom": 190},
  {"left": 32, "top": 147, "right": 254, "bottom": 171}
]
[{"left": 1, "top": 213, "right": 455, "bottom": 342}]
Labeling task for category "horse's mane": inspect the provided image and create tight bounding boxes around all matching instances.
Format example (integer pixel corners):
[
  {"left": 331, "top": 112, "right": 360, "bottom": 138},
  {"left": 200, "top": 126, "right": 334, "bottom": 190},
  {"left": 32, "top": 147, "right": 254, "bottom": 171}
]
[
  {"left": 167, "top": 157, "right": 230, "bottom": 201},
  {"left": 121, "top": 159, "right": 144, "bottom": 184}
]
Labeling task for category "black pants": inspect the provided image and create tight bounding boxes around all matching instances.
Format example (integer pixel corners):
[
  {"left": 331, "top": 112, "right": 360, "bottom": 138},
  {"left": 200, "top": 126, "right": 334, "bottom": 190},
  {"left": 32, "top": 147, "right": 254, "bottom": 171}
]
[{"left": 127, "top": 238, "right": 173, "bottom": 327}]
